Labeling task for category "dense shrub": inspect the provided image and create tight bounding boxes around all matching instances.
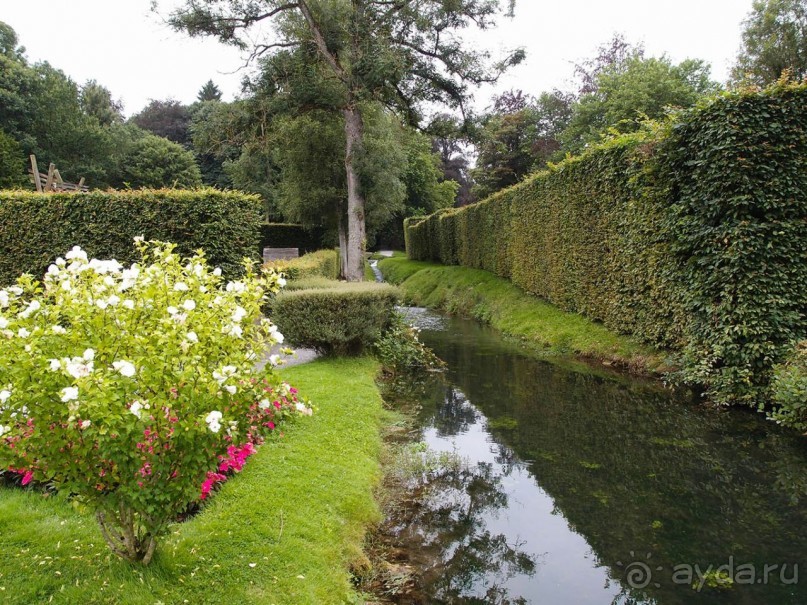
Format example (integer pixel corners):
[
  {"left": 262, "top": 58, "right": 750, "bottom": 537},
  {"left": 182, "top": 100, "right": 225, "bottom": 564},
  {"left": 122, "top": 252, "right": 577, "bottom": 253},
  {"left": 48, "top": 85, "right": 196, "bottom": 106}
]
[
  {"left": 0, "top": 188, "right": 262, "bottom": 283},
  {"left": 405, "top": 83, "right": 807, "bottom": 408},
  {"left": 769, "top": 341, "right": 807, "bottom": 432},
  {"left": 0, "top": 128, "right": 25, "bottom": 188},
  {"left": 0, "top": 240, "right": 308, "bottom": 564},
  {"left": 272, "top": 282, "right": 400, "bottom": 354},
  {"left": 265, "top": 249, "right": 339, "bottom": 281},
  {"left": 259, "top": 223, "right": 325, "bottom": 256}
]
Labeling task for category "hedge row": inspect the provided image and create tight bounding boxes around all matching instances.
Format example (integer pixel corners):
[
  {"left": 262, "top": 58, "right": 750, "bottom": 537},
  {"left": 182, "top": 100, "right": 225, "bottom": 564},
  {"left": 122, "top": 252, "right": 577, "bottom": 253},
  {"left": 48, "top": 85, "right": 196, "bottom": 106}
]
[
  {"left": 259, "top": 223, "right": 325, "bottom": 256},
  {"left": 0, "top": 188, "right": 262, "bottom": 282},
  {"left": 265, "top": 249, "right": 339, "bottom": 281},
  {"left": 273, "top": 282, "right": 401, "bottom": 355},
  {"left": 406, "top": 83, "right": 807, "bottom": 407}
]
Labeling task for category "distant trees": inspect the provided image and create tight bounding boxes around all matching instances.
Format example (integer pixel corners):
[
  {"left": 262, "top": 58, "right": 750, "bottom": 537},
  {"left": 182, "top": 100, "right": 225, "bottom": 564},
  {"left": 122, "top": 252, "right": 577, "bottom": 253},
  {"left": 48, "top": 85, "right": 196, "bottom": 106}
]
[
  {"left": 732, "top": 0, "right": 807, "bottom": 85},
  {"left": 197, "top": 79, "right": 222, "bottom": 102},
  {"left": 131, "top": 99, "right": 193, "bottom": 147}
]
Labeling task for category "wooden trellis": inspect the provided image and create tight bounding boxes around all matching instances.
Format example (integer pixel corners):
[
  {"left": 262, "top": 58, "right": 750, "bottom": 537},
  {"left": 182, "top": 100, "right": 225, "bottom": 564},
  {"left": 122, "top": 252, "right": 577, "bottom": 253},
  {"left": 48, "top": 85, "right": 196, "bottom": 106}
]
[{"left": 28, "top": 155, "right": 88, "bottom": 193}]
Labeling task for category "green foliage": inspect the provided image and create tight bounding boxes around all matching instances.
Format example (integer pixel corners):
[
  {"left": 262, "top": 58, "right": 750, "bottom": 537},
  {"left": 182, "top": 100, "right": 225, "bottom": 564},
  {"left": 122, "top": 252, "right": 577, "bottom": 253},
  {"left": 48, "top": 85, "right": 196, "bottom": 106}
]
[
  {"left": 197, "top": 79, "right": 222, "bottom": 102},
  {"left": 0, "top": 240, "right": 295, "bottom": 564},
  {"left": 0, "top": 128, "right": 25, "bottom": 188},
  {"left": 259, "top": 223, "right": 325, "bottom": 256},
  {"left": 374, "top": 311, "right": 444, "bottom": 377},
  {"left": 406, "top": 83, "right": 807, "bottom": 408},
  {"left": 80, "top": 80, "right": 123, "bottom": 127},
  {"left": 265, "top": 249, "right": 339, "bottom": 281},
  {"left": 769, "top": 341, "right": 807, "bottom": 432},
  {"left": 658, "top": 82, "right": 807, "bottom": 406},
  {"left": 0, "top": 189, "right": 262, "bottom": 282},
  {"left": 130, "top": 99, "right": 192, "bottom": 147},
  {"left": 732, "top": 0, "right": 807, "bottom": 85},
  {"left": 272, "top": 283, "right": 401, "bottom": 355},
  {"left": 562, "top": 55, "right": 719, "bottom": 152},
  {"left": 118, "top": 134, "right": 202, "bottom": 189}
]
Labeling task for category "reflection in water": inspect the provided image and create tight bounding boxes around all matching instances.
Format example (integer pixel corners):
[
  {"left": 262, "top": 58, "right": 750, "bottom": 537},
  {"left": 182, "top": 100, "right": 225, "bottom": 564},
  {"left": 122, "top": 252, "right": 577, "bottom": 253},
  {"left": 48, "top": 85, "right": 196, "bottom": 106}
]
[{"left": 394, "top": 309, "right": 807, "bottom": 605}]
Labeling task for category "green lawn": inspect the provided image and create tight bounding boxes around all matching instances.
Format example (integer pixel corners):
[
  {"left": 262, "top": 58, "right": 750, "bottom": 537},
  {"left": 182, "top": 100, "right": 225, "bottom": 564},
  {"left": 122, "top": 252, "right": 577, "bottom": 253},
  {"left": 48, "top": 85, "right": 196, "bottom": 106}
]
[
  {"left": 378, "top": 256, "right": 670, "bottom": 374},
  {"left": 0, "top": 357, "right": 384, "bottom": 604}
]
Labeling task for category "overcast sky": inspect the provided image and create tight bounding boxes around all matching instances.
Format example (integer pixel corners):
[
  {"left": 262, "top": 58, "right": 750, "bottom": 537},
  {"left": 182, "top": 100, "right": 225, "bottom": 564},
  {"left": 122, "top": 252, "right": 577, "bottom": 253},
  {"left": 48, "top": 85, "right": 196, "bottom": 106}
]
[{"left": 2, "top": 1, "right": 752, "bottom": 117}]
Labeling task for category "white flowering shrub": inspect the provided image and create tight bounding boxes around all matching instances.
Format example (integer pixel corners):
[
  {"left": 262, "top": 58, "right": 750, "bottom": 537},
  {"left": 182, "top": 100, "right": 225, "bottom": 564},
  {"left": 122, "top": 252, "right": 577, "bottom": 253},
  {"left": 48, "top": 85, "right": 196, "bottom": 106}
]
[{"left": 0, "top": 240, "right": 310, "bottom": 565}]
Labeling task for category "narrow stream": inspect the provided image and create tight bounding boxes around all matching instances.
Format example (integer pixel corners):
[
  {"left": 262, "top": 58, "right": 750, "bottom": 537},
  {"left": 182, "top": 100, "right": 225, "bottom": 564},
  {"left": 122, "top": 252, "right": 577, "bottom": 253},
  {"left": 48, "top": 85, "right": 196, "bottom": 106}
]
[{"left": 390, "top": 304, "right": 807, "bottom": 605}]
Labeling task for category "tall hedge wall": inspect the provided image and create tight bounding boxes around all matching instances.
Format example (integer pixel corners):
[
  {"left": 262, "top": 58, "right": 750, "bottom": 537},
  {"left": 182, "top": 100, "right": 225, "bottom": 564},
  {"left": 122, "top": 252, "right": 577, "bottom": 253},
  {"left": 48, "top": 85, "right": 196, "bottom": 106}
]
[
  {"left": 405, "top": 83, "right": 807, "bottom": 407},
  {"left": 0, "top": 188, "right": 262, "bottom": 282},
  {"left": 258, "top": 223, "right": 325, "bottom": 256}
]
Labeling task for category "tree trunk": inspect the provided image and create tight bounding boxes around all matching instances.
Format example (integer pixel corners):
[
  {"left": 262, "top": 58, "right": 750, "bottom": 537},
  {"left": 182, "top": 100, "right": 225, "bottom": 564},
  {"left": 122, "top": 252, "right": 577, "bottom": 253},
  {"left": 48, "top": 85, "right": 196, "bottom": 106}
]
[
  {"left": 337, "top": 197, "right": 349, "bottom": 278},
  {"left": 343, "top": 105, "right": 366, "bottom": 281}
]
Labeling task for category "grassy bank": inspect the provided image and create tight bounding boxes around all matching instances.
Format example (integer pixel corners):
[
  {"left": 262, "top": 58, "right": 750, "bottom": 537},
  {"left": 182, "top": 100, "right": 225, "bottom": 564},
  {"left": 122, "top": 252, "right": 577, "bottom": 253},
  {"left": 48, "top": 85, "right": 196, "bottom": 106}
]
[
  {"left": 0, "top": 357, "right": 384, "bottom": 604},
  {"left": 378, "top": 256, "right": 669, "bottom": 374}
]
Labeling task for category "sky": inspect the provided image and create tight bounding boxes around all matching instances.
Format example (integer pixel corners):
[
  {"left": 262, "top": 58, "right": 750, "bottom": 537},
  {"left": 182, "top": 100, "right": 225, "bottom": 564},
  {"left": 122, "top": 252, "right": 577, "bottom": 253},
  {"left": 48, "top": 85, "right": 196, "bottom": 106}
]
[{"left": 1, "top": 0, "right": 753, "bottom": 117}]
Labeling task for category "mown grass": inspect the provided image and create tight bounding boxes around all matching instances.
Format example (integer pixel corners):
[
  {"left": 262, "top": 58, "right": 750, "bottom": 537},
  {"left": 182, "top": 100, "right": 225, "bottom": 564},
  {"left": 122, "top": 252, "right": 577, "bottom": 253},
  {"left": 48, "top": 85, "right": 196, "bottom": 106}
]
[
  {"left": 377, "top": 256, "right": 670, "bottom": 374},
  {"left": 0, "top": 357, "right": 384, "bottom": 604}
]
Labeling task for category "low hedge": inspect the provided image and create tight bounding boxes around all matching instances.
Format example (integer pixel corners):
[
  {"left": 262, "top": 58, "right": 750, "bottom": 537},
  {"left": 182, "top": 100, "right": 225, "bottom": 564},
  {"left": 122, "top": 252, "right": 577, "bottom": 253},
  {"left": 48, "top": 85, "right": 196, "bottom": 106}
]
[
  {"left": 0, "top": 188, "right": 262, "bottom": 282},
  {"left": 405, "top": 82, "right": 807, "bottom": 408},
  {"left": 272, "top": 282, "right": 401, "bottom": 355},
  {"left": 265, "top": 249, "right": 339, "bottom": 281},
  {"left": 259, "top": 223, "right": 325, "bottom": 256}
]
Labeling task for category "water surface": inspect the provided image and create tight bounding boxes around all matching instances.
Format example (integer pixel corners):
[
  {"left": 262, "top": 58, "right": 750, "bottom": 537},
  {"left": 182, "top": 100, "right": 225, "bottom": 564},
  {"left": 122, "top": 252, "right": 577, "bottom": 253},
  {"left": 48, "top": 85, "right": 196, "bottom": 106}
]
[{"left": 396, "top": 308, "right": 807, "bottom": 605}]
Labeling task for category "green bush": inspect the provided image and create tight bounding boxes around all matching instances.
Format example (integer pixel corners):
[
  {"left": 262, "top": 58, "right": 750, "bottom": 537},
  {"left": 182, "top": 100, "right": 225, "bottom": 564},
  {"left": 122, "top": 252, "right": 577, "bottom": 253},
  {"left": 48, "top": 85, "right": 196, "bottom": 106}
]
[
  {"left": 265, "top": 249, "right": 339, "bottom": 281},
  {"left": 0, "top": 188, "right": 262, "bottom": 282},
  {"left": 118, "top": 134, "right": 202, "bottom": 189},
  {"left": 768, "top": 342, "right": 807, "bottom": 432},
  {"left": 259, "top": 223, "right": 325, "bottom": 256},
  {"left": 0, "top": 128, "right": 25, "bottom": 189},
  {"left": 405, "top": 82, "right": 807, "bottom": 408},
  {"left": 272, "top": 283, "right": 401, "bottom": 355},
  {"left": 282, "top": 276, "right": 344, "bottom": 291}
]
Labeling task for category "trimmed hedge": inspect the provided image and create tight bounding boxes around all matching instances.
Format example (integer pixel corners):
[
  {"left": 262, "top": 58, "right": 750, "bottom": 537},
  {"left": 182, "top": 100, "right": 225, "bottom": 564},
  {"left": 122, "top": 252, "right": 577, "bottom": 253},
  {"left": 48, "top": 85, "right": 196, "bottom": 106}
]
[
  {"left": 259, "top": 223, "right": 325, "bottom": 256},
  {"left": 405, "top": 83, "right": 807, "bottom": 408},
  {"left": 0, "top": 188, "right": 262, "bottom": 282},
  {"left": 265, "top": 249, "right": 339, "bottom": 281},
  {"left": 272, "top": 283, "right": 401, "bottom": 355}
]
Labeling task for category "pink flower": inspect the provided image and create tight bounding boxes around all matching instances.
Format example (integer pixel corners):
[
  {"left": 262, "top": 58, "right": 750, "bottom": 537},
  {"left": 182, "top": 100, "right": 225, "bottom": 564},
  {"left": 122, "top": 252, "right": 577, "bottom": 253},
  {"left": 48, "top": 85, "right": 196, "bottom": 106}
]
[{"left": 21, "top": 470, "right": 33, "bottom": 486}]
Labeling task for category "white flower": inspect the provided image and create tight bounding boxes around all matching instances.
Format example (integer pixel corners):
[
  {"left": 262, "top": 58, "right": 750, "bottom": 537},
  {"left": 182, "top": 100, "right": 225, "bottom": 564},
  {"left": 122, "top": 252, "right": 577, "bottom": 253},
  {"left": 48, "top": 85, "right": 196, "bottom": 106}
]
[
  {"left": 225, "top": 281, "right": 245, "bottom": 293},
  {"left": 268, "top": 354, "right": 281, "bottom": 366},
  {"left": 96, "top": 299, "right": 109, "bottom": 310},
  {"left": 60, "top": 386, "right": 79, "bottom": 402},
  {"left": 174, "top": 282, "right": 189, "bottom": 292},
  {"left": 223, "top": 323, "right": 243, "bottom": 338},
  {"left": 66, "top": 359, "right": 93, "bottom": 379},
  {"left": 55, "top": 257, "right": 66, "bottom": 266},
  {"left": 8, "top": 286, "right": 23, "bottom": 296},
  {"left": 49, "top": 359, "right": 61, "bottom": 372},
  {"left": 89, "top": 259, "right": 122, "bottom": 275},
  {"left": 295, "top": 402, "right": 313, "bottom": 416},
  {"left": 0, "top": 388, "right": 11, "bottom": 403},
  {"left": 205, "top": 410, "right": 223, "bottom": 433},
  {"left": 133, "top": 235, "right": 144, "bottom": 243},
  {"left": 83, "top": 349, "right": 95, "bottom": 361},
  {"left": 224, "top": 385, "right": 237, "bottom": 395},
  {"left": 0, "top": 317, "right": 7, "bottom": 329},
  {"left": 231, "top": 306, "right": 247, "bottom": 322},
  {"left": 18, "top": 300, "right": 41, "bottom": 319},
  {"left": 268, "top": 324, "right": 284, "bottom": 344},
  {"left": 182, "top": 299, "right": 196, "bottom": 312},
  {"left": 61, "top": 280, "right": 72, "bottom": 292},
  {"left": 17, "top": 328, "right": 30, "bottom": 338},
  {"left": 122, "top": 299, "right": 135, "bottom": 310},
  {"left": 278, "top": 276, "right": 287, "bottom": 288},
  {"left": 65, "top": 246, "right": 88, "bottom": 262},
  {"left": 0, "top": 425, "right": 10, "bottom": 437},
  {"left": 129, "top": 400, "right": 144, "bottom": 419},
  {"left": 171, "top": 312, "right": 187, "bottom": 324},
  {"left": 80, "top": 420, "right": 91, "bottom": 429},
  {"left": 0, "top": 291, "right": 7, "bottom": 307},
  {"left": 167, "top": 306, "right": 179, "bottom": 316},
  {"left": 213, "top": 365, "right": 238, "bottom": 384},
  {"left": 107, "top": 295, "right": 120, "bottom": 306},
  {"left": 112, "top": 360, "right": 136, "bottom": 378},
  {"left": 213, "top": 267, "right": 222, "bottom": 277},
  {"left": 103, "top": 276, "right": 115, "bottom": 287},
  {"left": 258, "top": 398, "right": 271, "bottom": 410},
  {"left": 186, "top": 331, "right": 198, "bottom": 343},
  {"left": 51, "top": 325, "right": 67, "bottom": 334}
]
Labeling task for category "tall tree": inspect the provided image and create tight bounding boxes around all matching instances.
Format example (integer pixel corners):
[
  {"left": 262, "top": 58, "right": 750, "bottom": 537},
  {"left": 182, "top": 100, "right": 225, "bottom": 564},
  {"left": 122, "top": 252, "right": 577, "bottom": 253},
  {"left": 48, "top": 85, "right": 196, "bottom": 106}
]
[
  {"left": 731, "top": 0, "right": 807, "bottom": 85},
  {"left": 131, "top": 99, "right": 192, "bottom": 147},
  {"left": 80, "top": 80, "right": 124, "bottom": 127},
  {"left": 471, "top": 89, "right": 573, "bottom": 199},
  {"left": 197, "top": 79, "right": 223, "bottom": 102},
  {"left": 166, "top": 0, "right": 523, "bottom": 280},
  {"left": 561, "top": 55, "right": 719, "bottom": 153}
]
